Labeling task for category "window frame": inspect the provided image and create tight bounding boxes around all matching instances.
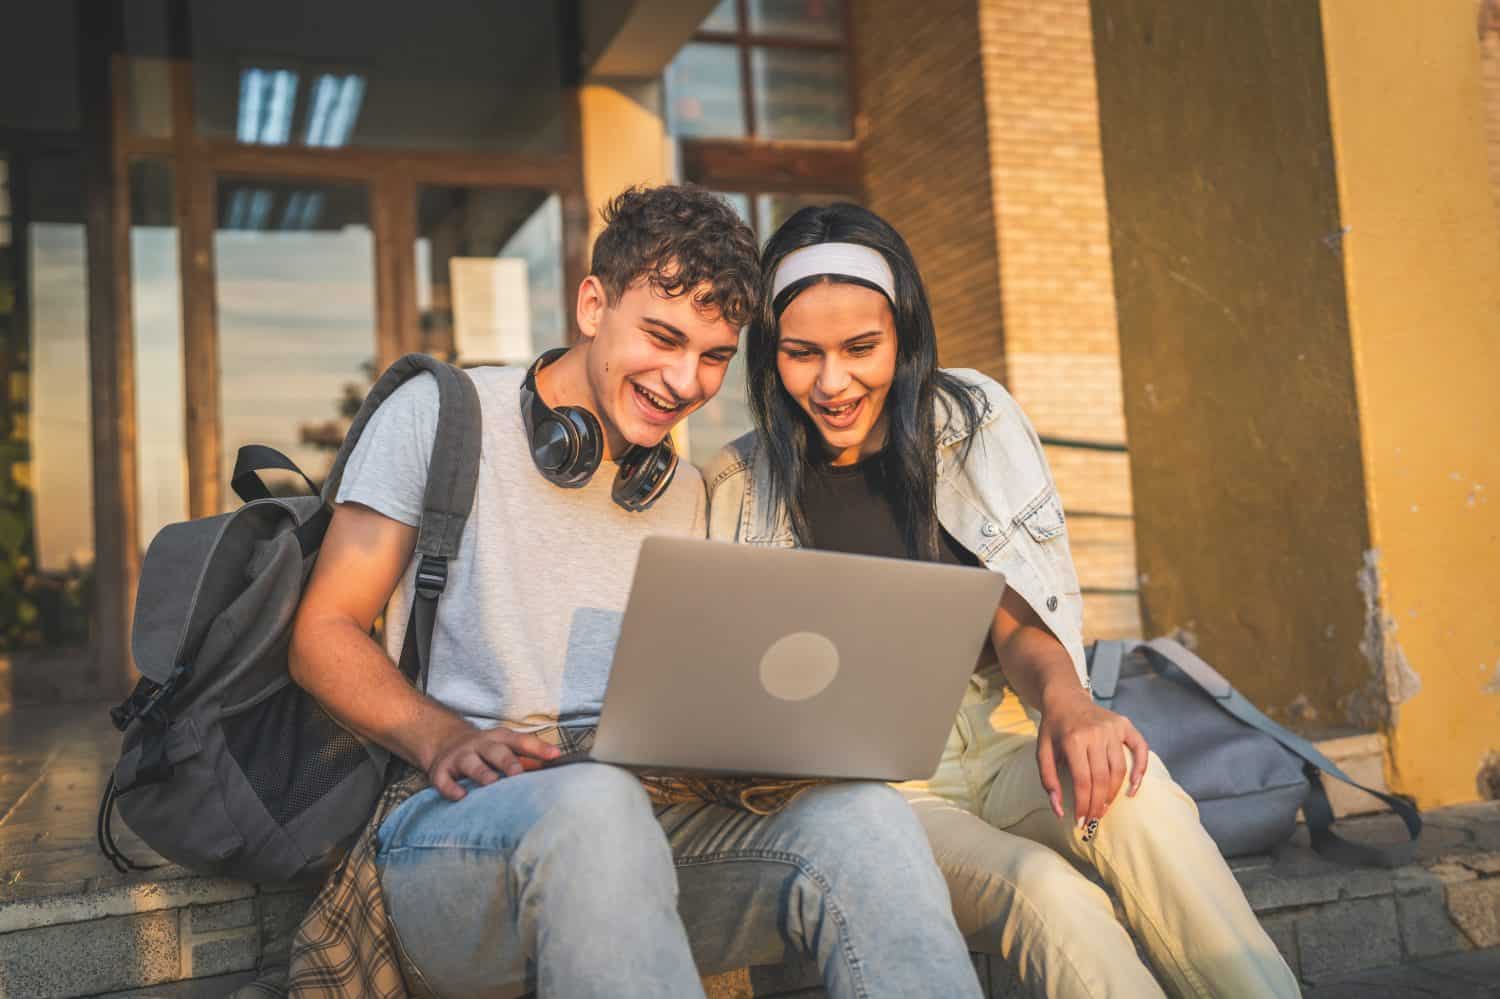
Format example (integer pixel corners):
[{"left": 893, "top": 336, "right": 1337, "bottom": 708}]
[{"left": 673, "top": 0, "right": 862, "bottom": 199}]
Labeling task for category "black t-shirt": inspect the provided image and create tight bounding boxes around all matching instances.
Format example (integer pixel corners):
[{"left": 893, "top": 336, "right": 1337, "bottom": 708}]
[{"left": 799, "top": 451, "right": 981, "bottom": 567}]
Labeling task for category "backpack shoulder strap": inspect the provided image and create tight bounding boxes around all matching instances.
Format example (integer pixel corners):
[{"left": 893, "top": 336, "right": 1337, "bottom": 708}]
[
  {"left": 322, "top": 353, "right": 483, "bottom": 561},
  {"left": 324, "top": 355, "right": 484, "bottom": 689},
  {"left": 1139, "top": 637, "right": 1422, "bottom": 866}
]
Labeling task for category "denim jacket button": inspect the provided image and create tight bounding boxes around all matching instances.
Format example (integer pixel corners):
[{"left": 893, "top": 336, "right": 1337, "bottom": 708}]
[
  {"left": 981, "top": 521, "right": 1000, "bottom": 537},
  {"left": 1046, "top": 595, "right": 1059, "bottom": 611}
]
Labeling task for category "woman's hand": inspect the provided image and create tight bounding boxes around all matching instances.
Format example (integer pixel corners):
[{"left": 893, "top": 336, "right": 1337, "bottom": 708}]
[{"left": 1036, "top": 687, "right": 1149, "bottom": 826}]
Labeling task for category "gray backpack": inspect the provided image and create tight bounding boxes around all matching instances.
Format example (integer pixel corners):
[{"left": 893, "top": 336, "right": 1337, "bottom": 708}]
[
  {"left": 1088, "top": 637, "right": 1421, "bottom": 864},
  {"left": 98, "top": 354, "right": 481, "bottom": 883}
]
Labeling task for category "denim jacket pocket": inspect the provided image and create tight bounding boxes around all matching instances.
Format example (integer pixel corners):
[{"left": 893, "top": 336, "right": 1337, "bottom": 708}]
[
  {"left": 1016, "top": 492, "right": 1081, "bottom": 596},
  {"left": 1018, "top": 492, "right": 1066, "bottom": 541}
]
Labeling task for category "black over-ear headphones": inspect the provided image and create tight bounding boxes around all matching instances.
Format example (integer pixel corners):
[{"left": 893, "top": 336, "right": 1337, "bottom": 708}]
[{"left": 519, "top": 348, "right": 679, "bottom": 513}]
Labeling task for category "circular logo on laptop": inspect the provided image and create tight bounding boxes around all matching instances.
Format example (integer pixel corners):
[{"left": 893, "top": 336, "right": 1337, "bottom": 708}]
[{"left": 759, "top": 631, "right": 840, "bottom": 701}]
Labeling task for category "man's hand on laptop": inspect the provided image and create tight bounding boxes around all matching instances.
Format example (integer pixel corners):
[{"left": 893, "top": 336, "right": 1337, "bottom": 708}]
[{"left": 423, "top": 722, "right": 564, "bottom": 801}]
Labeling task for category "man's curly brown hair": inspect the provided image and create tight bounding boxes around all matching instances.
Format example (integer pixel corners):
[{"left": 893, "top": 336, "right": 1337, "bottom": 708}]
[{"left": 591, "top": 185, "right": 761, "bottom": 327}]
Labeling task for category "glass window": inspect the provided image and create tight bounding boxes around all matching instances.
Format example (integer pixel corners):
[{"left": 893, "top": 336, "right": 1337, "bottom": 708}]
[
  {"left": 665, "top": 43, "right": 747, "bottom": 140},
  {"left": 414, "top": 188, "right": 566, "bottom": 365},
  {"left": 129, "top": 160, "right": 187, "bottom": 545},
  {"left": 192, "top": 1, "right": 567, "bottom": 153},
  {"left": 756, "top": 191, "right": 854, "bottom": 237},
  {"left": 751, "top": 48, "right": 851, "bottom": 141},
  {"left": 2, "top": 152, "right": 94, "bottom": 653},
  {"left": 747, "top": 0, "right": 845, "bottom": 41},
  {"left": 214, "top": 178, "right": 376, "bottom": 501},
  {"left": 701, "top": 0, "right": 739, "bottom": 33},
  {"left": 716, "top": 191, "right": 753, "bottom": 227},
  {"left": 665, "top": 0, "right": 850, "bottom": 142}
]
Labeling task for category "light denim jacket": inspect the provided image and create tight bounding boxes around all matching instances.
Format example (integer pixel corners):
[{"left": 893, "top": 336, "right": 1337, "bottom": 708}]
[{"left": 702, "top": 368, "right": 1090, "bottom": 694}]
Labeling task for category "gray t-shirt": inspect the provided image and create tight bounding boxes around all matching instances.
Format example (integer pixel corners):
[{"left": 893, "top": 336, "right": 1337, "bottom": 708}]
[{"left": 336, "top": 365, "right": 706, "bottom": 731}]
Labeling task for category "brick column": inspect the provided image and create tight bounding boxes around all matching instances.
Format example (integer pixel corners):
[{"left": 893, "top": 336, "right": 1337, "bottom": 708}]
[
  {"left": 852, "top": 0, "right": 1008, "bottom": 382},
  {"left": 854, "top": 0, "right": 1139, "bottom": 637},
  {"left": 977, "top": 0, "right": 1138, "bottom": 637}
]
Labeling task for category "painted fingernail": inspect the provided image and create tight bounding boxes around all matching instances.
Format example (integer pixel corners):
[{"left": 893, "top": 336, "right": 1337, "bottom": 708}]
[
  {"left": 1049, "top": 791, "right": 1063, "bottom": 817},
  {"left": 1075, "top": 816, "right": 1085, "bottom": 831},
  {"left": 1081, "top": 819, "right": 1100, "bottom": 842}
]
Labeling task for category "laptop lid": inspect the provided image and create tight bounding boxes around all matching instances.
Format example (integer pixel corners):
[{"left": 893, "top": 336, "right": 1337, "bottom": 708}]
[{"left": 592, "top": 536, "right": 1007, "bottom": 781}]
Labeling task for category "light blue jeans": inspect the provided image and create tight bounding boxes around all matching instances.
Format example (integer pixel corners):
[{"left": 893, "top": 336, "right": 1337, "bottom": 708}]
[{"left": 375, "top": 763, "right": 982, "bottom": 999}]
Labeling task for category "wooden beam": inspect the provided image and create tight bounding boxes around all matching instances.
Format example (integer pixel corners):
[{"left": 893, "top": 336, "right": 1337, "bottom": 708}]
[
  {"left": 173, "top": 60, "right": 223, "bottom": 517},
  {"left": 679, "top": 138, "right": 861, "bottom": 193},
  {"left": 80, "top": 31, "right": 139, "bottom": 697},
  {"left": 694, "top": 29, "right": 843, "bottom": 50},
  {"left": 198, "top": 142, "right": 582, "bottom": 193},
  {"left": 372, "top": 171, "right": 417, "bottom": 368}
]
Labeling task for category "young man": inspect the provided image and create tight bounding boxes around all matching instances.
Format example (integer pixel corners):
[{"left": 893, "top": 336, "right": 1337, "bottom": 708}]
[{"left": 289, "top": 186, "right": 982, "bottom": 999}]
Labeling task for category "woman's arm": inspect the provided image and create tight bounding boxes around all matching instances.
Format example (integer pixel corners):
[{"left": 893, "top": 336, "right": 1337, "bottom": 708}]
[{"left": 991, "top": 588, "right": 1148, "bottom": 827}]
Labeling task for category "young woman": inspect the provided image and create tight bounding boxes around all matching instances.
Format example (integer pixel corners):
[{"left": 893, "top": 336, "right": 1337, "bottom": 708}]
[{"left": 705, "top": 203, "right": 1299, "bottom": 998}]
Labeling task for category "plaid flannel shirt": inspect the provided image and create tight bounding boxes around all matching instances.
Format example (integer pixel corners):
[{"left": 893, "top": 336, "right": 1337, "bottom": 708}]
[{"left": 235, "top": 725, "right": 822, "bottom": 998}]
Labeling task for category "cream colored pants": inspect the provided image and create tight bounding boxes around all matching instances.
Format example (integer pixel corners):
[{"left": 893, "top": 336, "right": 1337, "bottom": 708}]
[{"left": 899, "top": 683, "right": 1300, "bottom": 999}]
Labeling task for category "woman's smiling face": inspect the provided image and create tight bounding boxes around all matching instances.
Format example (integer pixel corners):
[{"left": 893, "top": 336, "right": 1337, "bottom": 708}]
[{"left": 776, "top": 279, "right": 898, "bottom": 466}]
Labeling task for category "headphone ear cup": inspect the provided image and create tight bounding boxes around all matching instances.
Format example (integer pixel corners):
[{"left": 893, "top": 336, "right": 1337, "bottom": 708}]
[
  {"left": 558, "top": 406, "right": 603, "bottom": 480},
  {"left": 529, "top": 411, "right": 577, "bottom": 475},
  {"left": 613, "top": 441, "right": 679, "bottom": 512},
  {"left": 519, "top": 348, "right": 607, "bottom": 489},
  {"left": 535, "top": 405, "right": 601, "bottom": 487}
]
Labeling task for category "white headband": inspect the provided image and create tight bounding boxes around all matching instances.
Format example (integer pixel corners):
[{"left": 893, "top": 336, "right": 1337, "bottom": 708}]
[{"left": 771, "top": 242, "right": 896, "bottom": 304}]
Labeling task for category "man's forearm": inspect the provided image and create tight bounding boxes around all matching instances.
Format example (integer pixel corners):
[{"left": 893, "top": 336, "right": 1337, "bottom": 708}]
[{"left": 290, "top": 615, "right": 472, "bottom": 770}]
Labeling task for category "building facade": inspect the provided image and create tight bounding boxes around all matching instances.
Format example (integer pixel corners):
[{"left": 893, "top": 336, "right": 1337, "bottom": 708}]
[{"left": 1, "top": 0, "right": 1496, "bottom": 807}]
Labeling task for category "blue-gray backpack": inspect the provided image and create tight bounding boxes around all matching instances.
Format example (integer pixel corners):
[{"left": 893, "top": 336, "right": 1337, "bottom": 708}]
[
  {"left": 1088, "top": 638, "right": 1422, "bottom": 865},
  {"left": 98, "top": 354, "right": 481, "bottom": 883}
]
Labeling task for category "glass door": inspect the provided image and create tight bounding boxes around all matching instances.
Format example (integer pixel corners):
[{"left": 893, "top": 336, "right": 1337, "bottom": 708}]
[
  {"left": 212, "top": 175, "right": 378, "bottom": 501},
  {"left": 412, "top": 185, "right": 567, "bottom": 366}
]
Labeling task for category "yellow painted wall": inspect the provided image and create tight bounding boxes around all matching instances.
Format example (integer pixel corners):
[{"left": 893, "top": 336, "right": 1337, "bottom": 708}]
[
  {"left": 577, "top": 78, "right": 697, "bottom": 454},
  {"left": 1320, "top": 0, "right": 1500, "bottom": 806},
  {"left": 579, "top": 79, "right": 671, "bottom": 247}
]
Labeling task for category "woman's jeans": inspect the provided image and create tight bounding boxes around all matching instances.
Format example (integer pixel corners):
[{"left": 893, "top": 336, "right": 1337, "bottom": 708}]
[
  {"left": 899, "top": 687, "right": 1302, "bottom": 999},
  {"left": 375, "top": 763, "right": 983, "bottom": 999}
]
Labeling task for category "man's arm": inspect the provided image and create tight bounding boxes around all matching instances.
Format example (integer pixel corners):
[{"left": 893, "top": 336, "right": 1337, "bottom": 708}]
[
  {"left": 990, "top": 588, "right": 1148, "bottom": 826},
  {"left": 289, "top": 502, "right": 559, "bottom": 800}
]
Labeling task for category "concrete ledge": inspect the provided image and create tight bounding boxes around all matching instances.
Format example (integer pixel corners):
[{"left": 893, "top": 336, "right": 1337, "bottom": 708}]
[
  {"left": 0, "top": 875, "right": 253, "bottom": 935},
  {"left": 2, "top": 700, "right": 1495, "bottom": 997}
]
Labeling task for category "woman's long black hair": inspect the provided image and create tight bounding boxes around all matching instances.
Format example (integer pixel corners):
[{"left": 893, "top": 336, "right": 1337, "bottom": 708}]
[{"left": 747, "top": 202, "right": 987, "bottom": 560}]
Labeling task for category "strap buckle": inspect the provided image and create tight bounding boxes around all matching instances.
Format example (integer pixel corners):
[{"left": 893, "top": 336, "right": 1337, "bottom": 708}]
[
  {"left": 110, "top": 662, "right": 192, "bottom": 732},
  {"left": 110, "top": 679, "right": 158, "bottom": 732},
  {"left": 415, "top": 555, "right": 448, "bottom": 599}
]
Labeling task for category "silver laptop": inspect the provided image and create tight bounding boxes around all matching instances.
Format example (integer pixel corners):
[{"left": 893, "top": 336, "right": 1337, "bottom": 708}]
[{"left": 570, "top": 536, "right": 1006, "bottom": 782}]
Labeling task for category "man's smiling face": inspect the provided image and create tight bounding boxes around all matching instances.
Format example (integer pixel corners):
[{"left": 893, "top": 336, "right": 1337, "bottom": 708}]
[{"left": 578, "top": 274, "right": 741, "bottom": 454}]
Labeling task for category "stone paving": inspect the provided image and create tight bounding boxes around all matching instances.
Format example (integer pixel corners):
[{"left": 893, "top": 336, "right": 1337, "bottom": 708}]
[{"left": 2, "top": 702, "right": 1497, "bottom": 997}]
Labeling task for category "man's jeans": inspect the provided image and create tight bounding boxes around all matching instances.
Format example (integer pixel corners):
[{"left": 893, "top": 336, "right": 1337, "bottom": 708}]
[{"left": 375, "top": 763, "right": 983, "bottom": 999}]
